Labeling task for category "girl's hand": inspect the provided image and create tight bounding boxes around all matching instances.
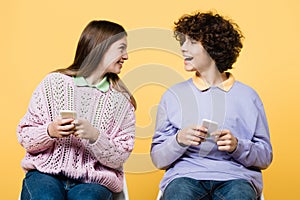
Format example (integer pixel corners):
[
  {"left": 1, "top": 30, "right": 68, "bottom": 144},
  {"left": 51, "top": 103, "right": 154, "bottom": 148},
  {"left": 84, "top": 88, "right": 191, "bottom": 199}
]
[
  {"left": 48, "top": 116, "right": 75, "bottom": 138},
  {"left": 73, "top": 118, "right": 100, "bottom": 143}
]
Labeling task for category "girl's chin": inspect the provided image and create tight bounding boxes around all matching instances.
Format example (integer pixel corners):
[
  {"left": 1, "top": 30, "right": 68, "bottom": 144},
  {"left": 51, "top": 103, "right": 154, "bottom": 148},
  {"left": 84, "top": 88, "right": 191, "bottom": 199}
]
[
  {"left": 113, "top": 64, "right": 122, "bottom": 74},
  {"left": 114, "top": 69, "right": 121, "bottom": 74}
]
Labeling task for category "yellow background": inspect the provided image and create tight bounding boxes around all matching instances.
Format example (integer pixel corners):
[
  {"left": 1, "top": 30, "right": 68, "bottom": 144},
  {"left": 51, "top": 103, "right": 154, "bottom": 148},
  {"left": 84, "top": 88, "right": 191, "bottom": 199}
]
[{"left": 1, "top": 0, "right": 299, "bottom": 199}]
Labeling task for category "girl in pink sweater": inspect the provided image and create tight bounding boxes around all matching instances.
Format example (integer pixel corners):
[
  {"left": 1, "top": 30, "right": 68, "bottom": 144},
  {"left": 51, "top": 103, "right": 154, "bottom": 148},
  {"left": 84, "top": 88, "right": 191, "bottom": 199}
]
[{"left": 17, "top": 20, "right": 136, "bottom": 200}]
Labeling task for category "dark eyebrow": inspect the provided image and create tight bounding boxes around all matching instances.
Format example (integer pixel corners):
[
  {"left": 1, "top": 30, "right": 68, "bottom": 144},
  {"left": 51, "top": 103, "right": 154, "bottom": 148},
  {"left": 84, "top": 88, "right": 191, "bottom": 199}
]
[
  {"left": 120, "top": 43, "right": 127, "bottom": 47},
  {"left": 186, "top": 36, "right": 195, "bottom": 41}
]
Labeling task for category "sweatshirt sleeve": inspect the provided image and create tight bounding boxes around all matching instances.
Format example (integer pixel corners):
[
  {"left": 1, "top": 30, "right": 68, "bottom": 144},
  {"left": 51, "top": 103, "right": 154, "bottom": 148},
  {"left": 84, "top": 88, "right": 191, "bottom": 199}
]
[
  {"left": 88, "top": 100, "right": 135, "bottom": 170},
  {"left": 17, "top": 76, "right": 55, "bottom": 154},
  {"left": 151, "top": 93, "right": 188, "bottom": 169},
  {"left": 230, "top": 93, "right": 273, "bottom": 169}
]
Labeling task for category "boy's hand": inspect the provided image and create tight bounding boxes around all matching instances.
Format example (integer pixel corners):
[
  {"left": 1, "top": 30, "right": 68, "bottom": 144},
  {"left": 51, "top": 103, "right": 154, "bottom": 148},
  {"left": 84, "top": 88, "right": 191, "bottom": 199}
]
[{"left": 176, "top": 125, "right": 208, "bottom": 146}]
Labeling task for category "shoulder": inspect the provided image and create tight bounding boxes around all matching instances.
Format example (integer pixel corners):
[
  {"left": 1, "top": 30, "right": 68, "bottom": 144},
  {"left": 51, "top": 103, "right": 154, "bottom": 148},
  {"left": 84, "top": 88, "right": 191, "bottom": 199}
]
[
  {"left": 110, "top": 88, "right": 134, "bottom": 109},
  {"left": 232, "top": 81, "right": 259, "bottom": 96},
  {"left": 38, "top": 72, "right": 74, "bottom": 88},
  {"left": 232, "top": 81, "right": 264, "bottom": 107},
  {"left": 42, "top": 72, "right": 73, "bottom": 83},
  {"left": 110, "top": 88, "right": 128, "bottom": 98},
  {"left": 160, "top": 79, "right": 192, "bottom": 105},
  {"left": 34, "top": 73, "right": 75, "bottom": 96},
  {"left": 163, "top": 79, "right": 192, "bottom": 98}
]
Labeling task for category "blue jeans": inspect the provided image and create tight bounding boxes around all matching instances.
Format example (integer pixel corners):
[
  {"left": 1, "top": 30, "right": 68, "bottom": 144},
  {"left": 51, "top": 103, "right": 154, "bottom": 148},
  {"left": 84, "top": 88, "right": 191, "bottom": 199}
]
[
  {"left": 163, "top": 177, "right": 257, "bottom": 200},
  {"left": 21, "top": 170, "right": 113, "bottom": 200}
]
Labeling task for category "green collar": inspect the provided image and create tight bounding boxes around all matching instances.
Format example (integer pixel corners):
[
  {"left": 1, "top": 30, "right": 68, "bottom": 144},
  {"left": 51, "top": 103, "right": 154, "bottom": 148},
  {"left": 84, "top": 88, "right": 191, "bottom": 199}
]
[{"left": 73, "top": 76, "right": 110, "bottom": 92}]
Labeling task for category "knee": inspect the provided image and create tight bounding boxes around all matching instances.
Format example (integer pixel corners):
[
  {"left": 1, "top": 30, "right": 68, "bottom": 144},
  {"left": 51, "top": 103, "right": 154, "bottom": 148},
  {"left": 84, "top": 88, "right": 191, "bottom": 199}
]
[{"left": 163, "top": 177, "right": 198, "bottom": 200}]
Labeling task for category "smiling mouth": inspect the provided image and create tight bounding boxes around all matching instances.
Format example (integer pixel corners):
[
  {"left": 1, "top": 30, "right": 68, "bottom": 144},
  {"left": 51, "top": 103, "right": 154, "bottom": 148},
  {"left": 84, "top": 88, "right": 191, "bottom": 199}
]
[
  {"left": 184, "top": 57, "right": 193, "bottom": 61},
  {"left": 117, "top": 60, "right": 124, "bottom": 65}
]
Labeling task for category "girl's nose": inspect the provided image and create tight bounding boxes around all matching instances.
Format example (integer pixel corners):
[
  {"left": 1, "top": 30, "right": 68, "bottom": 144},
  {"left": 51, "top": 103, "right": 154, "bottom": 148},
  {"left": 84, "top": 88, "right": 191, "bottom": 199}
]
[{"left": 122, "top": 51, "right": 128, "bottom": 60}]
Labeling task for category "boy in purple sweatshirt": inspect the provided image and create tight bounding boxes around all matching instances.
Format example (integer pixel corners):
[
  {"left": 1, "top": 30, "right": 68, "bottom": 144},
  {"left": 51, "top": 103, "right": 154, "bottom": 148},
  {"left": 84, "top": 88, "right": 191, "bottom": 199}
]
[{"left": 151, "top": 11, "right": 272, "bottom": 200}]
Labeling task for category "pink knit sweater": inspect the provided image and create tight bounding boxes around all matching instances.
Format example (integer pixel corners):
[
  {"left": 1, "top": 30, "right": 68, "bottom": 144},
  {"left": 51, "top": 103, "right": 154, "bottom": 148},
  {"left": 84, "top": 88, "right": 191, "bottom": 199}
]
[{"left": 17, "top": 73, "right": 135, "bottom": 192}]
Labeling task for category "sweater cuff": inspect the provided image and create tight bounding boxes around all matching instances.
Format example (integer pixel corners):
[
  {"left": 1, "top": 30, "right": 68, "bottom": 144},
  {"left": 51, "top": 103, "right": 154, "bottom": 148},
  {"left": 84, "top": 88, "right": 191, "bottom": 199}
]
[
  {"left": 170, "top": 133, "right": 189, "bottom": 153},
  {"left": 40, "top": 122, "right": 55, "bottom": 142},
  {"left": 229, "top": 138, "right": 249, "bottom": 159},
  {"left": 88, "top": 130, "right": 111, "bottom": 149}
]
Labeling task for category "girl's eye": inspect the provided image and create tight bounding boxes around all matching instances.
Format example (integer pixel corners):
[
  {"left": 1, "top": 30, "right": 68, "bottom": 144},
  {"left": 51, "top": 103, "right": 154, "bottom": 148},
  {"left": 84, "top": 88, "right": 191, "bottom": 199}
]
[
  {"left": 119, "top": 46, "right": 126, "bottom": 52},
  {"left": 191, "top": 40, "right": 197, "bottom": 44}
]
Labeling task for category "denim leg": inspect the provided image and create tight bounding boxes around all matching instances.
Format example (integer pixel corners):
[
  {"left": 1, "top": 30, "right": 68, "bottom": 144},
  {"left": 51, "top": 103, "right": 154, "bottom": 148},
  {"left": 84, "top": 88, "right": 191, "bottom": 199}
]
[
  {"left": 67, "top": 183, "right": 113, "bottom": 200},
  {"left": 213, "top": 179, "right": 256, "bottom": 200},
  {"left": 163, "top": 177, "right": 211, "bottom": 200},
  {"left": 21, "top": 170, "right": 66, "bottom": 200}
]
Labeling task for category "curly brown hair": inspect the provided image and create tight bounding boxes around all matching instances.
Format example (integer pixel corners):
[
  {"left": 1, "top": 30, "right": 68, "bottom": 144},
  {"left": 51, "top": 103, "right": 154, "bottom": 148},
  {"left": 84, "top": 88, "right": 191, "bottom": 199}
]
[{"left": 174, "top": 11, "right": 244, "bottom": 73}]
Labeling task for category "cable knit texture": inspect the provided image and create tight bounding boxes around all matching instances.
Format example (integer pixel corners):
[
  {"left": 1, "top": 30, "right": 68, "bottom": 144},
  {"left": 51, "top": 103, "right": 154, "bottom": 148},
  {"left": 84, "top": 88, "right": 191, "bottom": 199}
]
[{"left": 17, "top": 72, "right": 135, "bottom": 193}]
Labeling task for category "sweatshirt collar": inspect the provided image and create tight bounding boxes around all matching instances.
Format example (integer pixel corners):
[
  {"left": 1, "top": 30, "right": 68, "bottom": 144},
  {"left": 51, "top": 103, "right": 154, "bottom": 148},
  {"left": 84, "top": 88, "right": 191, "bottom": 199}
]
[
  {"left": 192, "top": 72, "right": 235, "bottom": 92},
  {"left": 73, "top": 76, "right": 110, "bottom": 92}
]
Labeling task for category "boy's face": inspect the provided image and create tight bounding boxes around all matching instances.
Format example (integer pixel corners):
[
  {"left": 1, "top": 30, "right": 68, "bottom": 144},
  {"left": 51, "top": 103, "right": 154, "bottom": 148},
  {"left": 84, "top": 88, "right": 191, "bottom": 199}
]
[{"left": 180, "top": 35, "right": 215, "bottom": 72}]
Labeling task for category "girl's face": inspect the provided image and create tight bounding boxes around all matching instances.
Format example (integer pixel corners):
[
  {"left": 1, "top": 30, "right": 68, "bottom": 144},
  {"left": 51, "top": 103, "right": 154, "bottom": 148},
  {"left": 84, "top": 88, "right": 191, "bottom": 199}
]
[
  {"left": 101, "top": 36, "right": 128, "bottom": 75},
  {"left": 180, "top": 35, "right": 215, "bottom": 72}
]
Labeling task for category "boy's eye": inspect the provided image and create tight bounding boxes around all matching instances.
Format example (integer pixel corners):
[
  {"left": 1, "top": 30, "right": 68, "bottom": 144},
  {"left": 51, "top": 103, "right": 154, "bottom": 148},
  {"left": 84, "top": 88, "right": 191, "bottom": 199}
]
[
  {"left": 179, "top": 37, "right": 186, "bottom": 46},
  {"left": 179, "top": 39, "right": 185, "bottom": 46}
]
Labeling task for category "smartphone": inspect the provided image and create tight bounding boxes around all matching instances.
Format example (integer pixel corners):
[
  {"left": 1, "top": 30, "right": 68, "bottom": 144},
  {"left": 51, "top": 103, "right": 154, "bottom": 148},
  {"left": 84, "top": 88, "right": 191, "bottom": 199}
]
[
  {"left": 201, "top": 119, "right": 218, "bottom": 137},
  {"left": 59, "top": 110, "right": 77, "bottom": 119}
]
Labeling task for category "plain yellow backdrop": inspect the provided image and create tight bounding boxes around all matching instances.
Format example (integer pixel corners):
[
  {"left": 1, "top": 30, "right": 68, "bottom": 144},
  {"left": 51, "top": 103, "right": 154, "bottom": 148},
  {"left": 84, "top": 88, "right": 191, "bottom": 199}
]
[{"left": 1, "top": 0, "right": 299, "bottom": 199}]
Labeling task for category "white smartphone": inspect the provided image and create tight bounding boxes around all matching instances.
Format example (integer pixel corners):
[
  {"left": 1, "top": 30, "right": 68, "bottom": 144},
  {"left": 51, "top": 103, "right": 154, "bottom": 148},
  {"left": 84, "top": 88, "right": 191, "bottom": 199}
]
[
  {"left": 201, "top": 119, "right": 218, "bottom": 137},
  {"left": 59, "top": 110, "right": 77, "bottom": 119}
]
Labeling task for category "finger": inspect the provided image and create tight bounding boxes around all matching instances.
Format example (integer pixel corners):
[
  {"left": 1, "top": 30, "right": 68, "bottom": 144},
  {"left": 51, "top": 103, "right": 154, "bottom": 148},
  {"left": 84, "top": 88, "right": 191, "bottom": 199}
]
[
  {"left": 192, "top": 135, "right": 201, "bottom": 142},
  {"left": 190, "top": 141, "right": 201, "bottom": 146},
  {"left": 191, "top": 129, "right": 208, "bottom": 139},
  {"left": 217, "top": 140, "right": 227, "bottom": 146},
  {"left": 60, "top": 118, "right": 75, "bottom": 125},
  {"left": 190, "top": 129, "right": 201, "bottom": 137},
  {"left": 217, "top": 145, "right": 231, "bottom": 151},
  {"left": 217, "top": 132, "right": 232, "bottom": 140},
  {"left": 186, "top": 133, "right": 199, "bottom": 141},
  {"left": 217, "top": 140, "right": 234, "bottom": 147},
  {"left": 220, "top": 129, "right": 230, "bottom": 136},
  {"left": 216, "top": 135, "right": 226, "bottom": 141},
  {"left": 73, "top": 131, "right": 80, "bottom": 137},
  {"left": 190, "top": 135, "right": 201, "bottom": 145},
  {"left": 192, "top": 126, "right": 208, "bottom": 133},
  {"left": 59, "top": 131, "right": 74, "bottom": 136},
  {"left": 196, "top": 127, "right": 209, "bottom": 139},
  {"left": 59, "top": 124, "right": 75, "bottom": 131},
  {"left": 192, "top": 137, "right": 206, "bottom": 145},
  {"left": 72, "top": 119, "right": 79, "bottom": 126},
  {"left": 193, "top": 134, "right": 206, "bottom": 144}
]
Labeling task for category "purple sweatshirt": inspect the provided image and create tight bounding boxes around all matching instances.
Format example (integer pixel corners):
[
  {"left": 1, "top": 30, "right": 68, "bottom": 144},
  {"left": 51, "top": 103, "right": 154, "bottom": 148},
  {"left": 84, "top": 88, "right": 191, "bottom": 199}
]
[
  {"left": 17, "top": 73, "right": 135, "bottom": 192},
  {"left": 151, "top": 73, "right": 272, "bottom": 197}
]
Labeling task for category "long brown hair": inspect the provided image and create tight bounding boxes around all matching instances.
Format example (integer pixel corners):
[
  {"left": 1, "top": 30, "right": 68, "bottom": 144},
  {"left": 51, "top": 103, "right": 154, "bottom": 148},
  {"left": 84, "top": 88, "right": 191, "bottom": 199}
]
[{"left": 55, "top": 20, "right": 136, "bottom": 109}]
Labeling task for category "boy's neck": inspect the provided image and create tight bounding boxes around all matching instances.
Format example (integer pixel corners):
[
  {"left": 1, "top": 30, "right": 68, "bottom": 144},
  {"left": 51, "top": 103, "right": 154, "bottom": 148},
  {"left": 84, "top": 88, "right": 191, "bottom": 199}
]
[{"left": 196, "top": 68, "right": 227, "bottom": 86}]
